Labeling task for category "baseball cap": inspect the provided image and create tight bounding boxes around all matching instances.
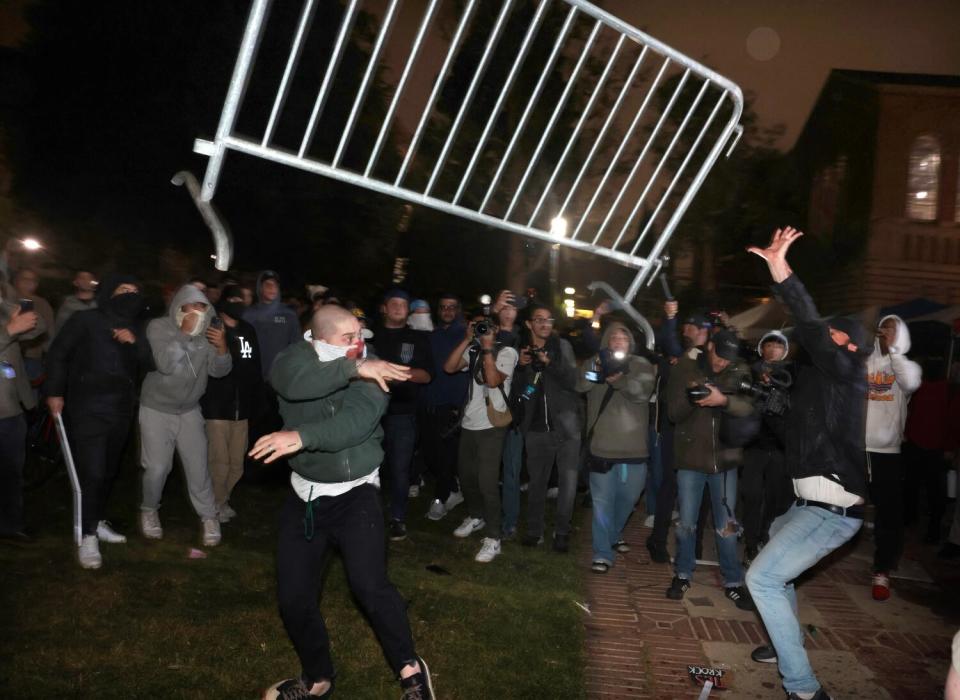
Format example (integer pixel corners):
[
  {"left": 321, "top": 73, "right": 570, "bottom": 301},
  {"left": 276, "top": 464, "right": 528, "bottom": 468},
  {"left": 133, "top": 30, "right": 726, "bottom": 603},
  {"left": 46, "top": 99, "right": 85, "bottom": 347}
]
[
  {"left": 711, "top": 329, "right": 740, "bottom": 361},
  {"left": 410, "top": 299, "right": 430, "bottom": 313},
  {"left": 383, "top": 288, "right": 411, "bottom": 303},
  {"left": 682, "top": 312, "right": 713, "bottom": 329}
]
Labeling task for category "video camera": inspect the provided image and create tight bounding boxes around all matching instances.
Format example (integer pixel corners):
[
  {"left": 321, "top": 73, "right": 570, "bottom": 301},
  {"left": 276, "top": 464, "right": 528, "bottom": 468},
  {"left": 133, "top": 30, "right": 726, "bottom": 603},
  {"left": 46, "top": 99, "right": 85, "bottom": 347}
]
[
  {"left": 584, "top": 348, "right": 630, "bottom": 384},
  {"left": 736, "top": 363, "right": 793, "bottom": 416}
]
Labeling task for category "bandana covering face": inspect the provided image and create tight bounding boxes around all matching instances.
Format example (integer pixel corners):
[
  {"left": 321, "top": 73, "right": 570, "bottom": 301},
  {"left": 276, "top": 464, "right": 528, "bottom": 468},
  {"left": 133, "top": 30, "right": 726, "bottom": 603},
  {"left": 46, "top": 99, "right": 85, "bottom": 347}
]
[
  {"left": 175, "top": 309, "right": 207, "bottom": 337},
  {"left": 408, "top": 313, "right": 434, "bottom": 332},
  {"left": 304, "top": 329, "right": 367, "bottom": 362}
]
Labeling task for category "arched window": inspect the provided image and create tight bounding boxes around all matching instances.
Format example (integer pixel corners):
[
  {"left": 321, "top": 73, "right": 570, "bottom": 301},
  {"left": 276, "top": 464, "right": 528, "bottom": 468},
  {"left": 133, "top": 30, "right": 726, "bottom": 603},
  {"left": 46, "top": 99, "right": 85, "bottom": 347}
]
[{"left": 906, "top": 135, "right": 940, "bottom": 221}]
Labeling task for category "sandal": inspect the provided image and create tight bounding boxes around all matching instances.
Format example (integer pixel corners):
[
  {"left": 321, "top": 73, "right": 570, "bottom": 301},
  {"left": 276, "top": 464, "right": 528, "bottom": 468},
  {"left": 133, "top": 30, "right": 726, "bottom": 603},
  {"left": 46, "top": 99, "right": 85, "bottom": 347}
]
[{"left": 591, "top": 560, "right": 610, "bottom": 574}]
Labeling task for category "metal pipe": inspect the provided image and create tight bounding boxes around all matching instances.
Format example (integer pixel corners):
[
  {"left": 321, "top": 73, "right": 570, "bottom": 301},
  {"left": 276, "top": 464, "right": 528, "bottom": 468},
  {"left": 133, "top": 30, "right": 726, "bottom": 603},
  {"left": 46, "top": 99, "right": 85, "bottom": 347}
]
[
  {"left": 298, "top": 0, "right": 361, "bottom": 158},
  {"left": 333, "top": 0, "right": 402, "bottom": 167},
  {"left": 262, "top": 0, "right": 316, "bottom": 147},
  {"left": 586, "top": 280, "right": 654, "bottom": 351},
  {"left": 365, "top": 0, "right": 441, "bottom": 177},
  {"left": 425, "top": 0, "right": 515, "bottom": 197},
  {"left": 54, "top": 413, "right": 82, "bottom": 546},
  {"left": 172, "top": 171, "right": 233, "bottom": 271}
]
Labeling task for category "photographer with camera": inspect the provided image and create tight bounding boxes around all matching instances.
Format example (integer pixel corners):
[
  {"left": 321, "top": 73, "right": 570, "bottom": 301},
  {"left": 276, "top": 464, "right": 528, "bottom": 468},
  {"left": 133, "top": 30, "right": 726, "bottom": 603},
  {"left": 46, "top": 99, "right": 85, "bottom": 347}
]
[
  {"left": 576, "top": 322, "right": 655, "bottom": 573},
  {"left": 665, "top": 326, "right": 756, "bottom": 609},
  {"left": 744, "top": 227, "right": 869, "bottom": 700},
  {"left": 740, "top": 330, "right": 795, "bottom": 563},
  {"left": 513, "top": 303, "right": 582, "bottom": 552},
  {"left": 443, "top": 310, "right": 518, "bottom": 563},
  {"left": 490, "top": 290, "right": 524, "bottom": 539}
]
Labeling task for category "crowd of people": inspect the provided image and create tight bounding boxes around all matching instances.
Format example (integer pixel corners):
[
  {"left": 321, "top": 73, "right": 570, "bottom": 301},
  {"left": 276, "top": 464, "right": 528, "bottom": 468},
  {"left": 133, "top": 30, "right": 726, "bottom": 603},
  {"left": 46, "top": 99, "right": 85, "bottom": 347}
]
[{"left": 2, "top": 227, "right": 960, "bottom": 700}]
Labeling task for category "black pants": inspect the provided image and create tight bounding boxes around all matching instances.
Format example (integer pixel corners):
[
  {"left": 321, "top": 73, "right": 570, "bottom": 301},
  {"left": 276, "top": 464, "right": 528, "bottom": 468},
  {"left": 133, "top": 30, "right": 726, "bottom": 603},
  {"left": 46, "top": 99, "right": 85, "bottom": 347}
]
[
  {"left": 0, "top": 414, "right": 27, "bottom": 535},
  {"left": 901, "top": 441, "right": 947, "bottom": 538},
  {"left": 869, "top": 451, "right": 904, "bottom": 573},
  {"left": 419, "top": 404, "right": 461, "bottom": 502},
  {"left": 276, "top": 485, "right": 416, "bottom": 684},
  {"left": 740, "top": 446, "right": 792, "bottom": 549},
  {"left": 69, "top": 412, "right": 131, "bottom": 536}
]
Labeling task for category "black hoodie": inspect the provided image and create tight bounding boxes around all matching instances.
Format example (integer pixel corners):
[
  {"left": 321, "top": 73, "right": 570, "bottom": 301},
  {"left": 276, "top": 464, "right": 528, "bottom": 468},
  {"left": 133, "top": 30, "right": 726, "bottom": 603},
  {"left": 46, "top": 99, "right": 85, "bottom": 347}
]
[{"left": 46, "top": 274, "right": 152, "bottom": 416}]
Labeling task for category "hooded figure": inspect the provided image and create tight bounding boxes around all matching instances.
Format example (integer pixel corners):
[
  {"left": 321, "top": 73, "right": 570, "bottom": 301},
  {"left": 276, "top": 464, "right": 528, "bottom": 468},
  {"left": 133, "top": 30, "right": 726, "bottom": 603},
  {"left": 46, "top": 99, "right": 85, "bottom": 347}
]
[
  {"left": 242, "top": 270, "right": 302, "bottom": 379},
  {"left": 138, "top": 284, "right": 231, "bottom": 549},
  {"left": 45, "top": 273, "right": 151, "bottom": 567},
  {"left": 756, "top": 330, "right": 790, "bottom": 360}
]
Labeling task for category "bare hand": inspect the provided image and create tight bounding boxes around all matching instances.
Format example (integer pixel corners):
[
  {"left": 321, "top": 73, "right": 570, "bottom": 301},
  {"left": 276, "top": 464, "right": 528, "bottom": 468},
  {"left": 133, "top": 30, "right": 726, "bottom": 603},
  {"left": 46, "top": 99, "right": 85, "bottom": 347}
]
[
  {"left": 605, "top": 372, "right": 623, "bottom": 384},
  {"left": 5, "top": 307, "right": 38, "bottom": 336},
  {"left": 664, "top": 300, "right": 678, "bottom": 319},
  {"left": 533, "top": 348, "right": 550, "bottom": 366},
  {"left": 492, "top": 289, "right": 514, "bottom": 314},
  {"left": 205, "top": 326, "right": 227, "bottom": 353},
  {"left": 357, "top": 359, "right": 412, "bottom": 393},
  {"left": 518, "top": 348, "right": 532, "bottom": 366},
  {"left": 112, "top": 328, "right": 136, "bottom": 344},
  {"left": 747, "top": 227, "right": 803, "bottom": 283},
  {"left": 249, "top": 430, "right": 303, "bottom": 464},
  {"left": 595, "top": 300, "right": 613, "bottom": 317},
  {"left": 695, "top": 384, "right": 728, "bottom": 408},
  {"left": 47, "top": 396, "right": 65, "bottom": 416},
  {"left": 478, "top": 330, "right": 495, "bottom": 350}
]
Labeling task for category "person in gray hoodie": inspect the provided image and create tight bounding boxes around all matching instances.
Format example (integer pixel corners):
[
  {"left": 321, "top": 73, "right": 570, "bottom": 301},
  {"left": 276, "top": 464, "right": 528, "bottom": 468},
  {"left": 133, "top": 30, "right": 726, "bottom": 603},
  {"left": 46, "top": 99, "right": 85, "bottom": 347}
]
[
  {"left": 139, "top": 284, "right": 231, "bottom": 546},
  {"left": 53, "top": 270, "right": 98, "bottom": 338},
  {"left": 243, "top": 270, "right": 302, "bottom": 379}
]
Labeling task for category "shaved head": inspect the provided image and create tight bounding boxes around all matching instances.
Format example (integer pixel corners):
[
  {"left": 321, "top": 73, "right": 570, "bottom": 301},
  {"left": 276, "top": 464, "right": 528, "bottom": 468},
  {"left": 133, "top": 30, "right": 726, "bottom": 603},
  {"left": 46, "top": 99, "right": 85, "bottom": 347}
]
[{"left": 311, "top": 304, "right": 357, "bottom": 343}]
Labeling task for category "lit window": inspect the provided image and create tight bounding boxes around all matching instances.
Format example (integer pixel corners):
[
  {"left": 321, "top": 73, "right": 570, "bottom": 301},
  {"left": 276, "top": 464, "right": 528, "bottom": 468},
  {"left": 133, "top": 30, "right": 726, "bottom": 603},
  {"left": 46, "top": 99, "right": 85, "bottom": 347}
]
[{"left": 906, "top": 135, "right": 940, "bottom": 221}]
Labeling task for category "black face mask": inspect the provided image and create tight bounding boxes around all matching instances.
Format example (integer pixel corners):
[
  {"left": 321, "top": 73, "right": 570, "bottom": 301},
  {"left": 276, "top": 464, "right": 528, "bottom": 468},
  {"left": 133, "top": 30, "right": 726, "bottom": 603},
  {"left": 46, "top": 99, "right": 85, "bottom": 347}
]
[
  {"left": 221, "top": 301, "right": 246, "bottom": 322},
  {"left": 107, "top": 292, "right": 143, "bottom": 320}
]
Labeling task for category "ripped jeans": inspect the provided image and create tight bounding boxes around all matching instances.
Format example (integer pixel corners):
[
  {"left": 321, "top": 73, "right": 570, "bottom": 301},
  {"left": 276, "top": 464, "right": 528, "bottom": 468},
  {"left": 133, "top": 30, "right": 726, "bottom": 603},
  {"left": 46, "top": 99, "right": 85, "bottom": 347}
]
[{"left": 675, "top": 468, "right": 744, "bottom": 587}]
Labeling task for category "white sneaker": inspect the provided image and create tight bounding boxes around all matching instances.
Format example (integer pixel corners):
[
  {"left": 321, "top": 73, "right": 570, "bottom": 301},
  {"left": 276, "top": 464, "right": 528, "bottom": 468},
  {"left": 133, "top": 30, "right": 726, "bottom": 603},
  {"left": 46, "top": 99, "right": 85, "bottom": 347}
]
[
  {"left": 427, "top": 499, "right": 447, "bottom": 521},
  {"left": 475, "top": 537, "right": 501, "bottom": 563},
  {"left": 202, "top": 518, "right": 222, "bottom": 547},
  {"left": 408, "top": 484, "right": 420, "bottom": 498},
  {"left": 643, "top": 514, "right": 655, "bottom": 529},
  {"left": 444, "top": 490, "right": 464, "bottom": 511},
  {"left": 140, "top": 509, "right": 163, "bottom": 539},
  {"left": 78, "top": 535, "right": 102, "bottom": 569},
  {"left": 218, "top": 503, "right": 236, "bottom": 524},
  {"left": 97, "top": 520, "right": 127, "bottom": 544},
  {"left": 546, "top": 486, "right": 559, "bottom": 500},
  {"left": 454, "top": 517, "right": 485, "bottom": 538}
]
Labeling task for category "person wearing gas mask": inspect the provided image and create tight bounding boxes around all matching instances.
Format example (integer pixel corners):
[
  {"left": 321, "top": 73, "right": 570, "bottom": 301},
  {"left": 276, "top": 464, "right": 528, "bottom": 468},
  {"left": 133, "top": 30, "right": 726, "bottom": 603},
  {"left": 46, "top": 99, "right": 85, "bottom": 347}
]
[
  {"left": 248, "top": 304, "right": 434, "bottom": 700},
  {"left": 740, "top": 330, "right": 796, "bottom": 564},
  {"left": 200, "top": 285, "right": 264, "bottom": 524},
  {"left": 138, "top": 284, "right": 231, "bottom": 547},
  {"left": 46, "top": 274, "right": 151, "bottom": 568},
  {"left": 665, "top": 328, "right": 756, "bottom": 610},
  {"left": 576, "top": 321, "right": 656, "bottom": 573}
]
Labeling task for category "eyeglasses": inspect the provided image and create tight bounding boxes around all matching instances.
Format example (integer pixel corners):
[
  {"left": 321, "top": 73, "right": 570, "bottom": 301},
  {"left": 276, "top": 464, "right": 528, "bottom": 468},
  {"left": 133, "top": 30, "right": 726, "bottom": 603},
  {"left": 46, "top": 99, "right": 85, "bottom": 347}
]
[
  {"left": 531, "top": 317, "right": 555, "bottom": 325},
  {"left": 438, "top": 304, "right": 458, "bottom": 311}
]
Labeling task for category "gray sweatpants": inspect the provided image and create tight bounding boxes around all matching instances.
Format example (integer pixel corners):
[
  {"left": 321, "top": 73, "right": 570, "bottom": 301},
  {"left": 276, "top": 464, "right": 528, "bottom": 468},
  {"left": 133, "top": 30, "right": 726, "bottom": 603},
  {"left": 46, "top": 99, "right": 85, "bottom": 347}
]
[{"left": 139, "top": 405, "right": 217, "bottom": 520}]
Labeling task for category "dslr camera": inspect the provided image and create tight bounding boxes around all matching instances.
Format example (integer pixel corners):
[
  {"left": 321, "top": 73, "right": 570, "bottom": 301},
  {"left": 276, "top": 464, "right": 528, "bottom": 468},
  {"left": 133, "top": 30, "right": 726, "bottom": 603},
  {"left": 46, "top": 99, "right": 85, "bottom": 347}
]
[
  {"left": 524, "top": 345, "right": 548, "bottom": 372},
  {"left": 472, "top": 317, "right": 493, "bottom": 339},
  {"left": 737, "top": 363, "right": 792, "bottom": 416},
  {"left": 584, "top": 348, "right": 630, "bottom": 384}
]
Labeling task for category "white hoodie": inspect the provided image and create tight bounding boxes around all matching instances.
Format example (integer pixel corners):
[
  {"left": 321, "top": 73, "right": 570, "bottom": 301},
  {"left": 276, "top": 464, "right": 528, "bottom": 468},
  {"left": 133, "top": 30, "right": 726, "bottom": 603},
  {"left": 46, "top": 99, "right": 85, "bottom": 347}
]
[{"left": 865, "top": 314, "right": 922, "bottom": 453}]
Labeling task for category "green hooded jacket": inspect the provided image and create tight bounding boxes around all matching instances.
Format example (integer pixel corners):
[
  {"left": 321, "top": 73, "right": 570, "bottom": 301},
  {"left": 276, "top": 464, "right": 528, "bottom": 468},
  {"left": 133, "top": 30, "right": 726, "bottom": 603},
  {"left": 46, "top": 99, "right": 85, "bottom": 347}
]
[{"left": 269, "top": 341, "right": 387, "bottom": 483}]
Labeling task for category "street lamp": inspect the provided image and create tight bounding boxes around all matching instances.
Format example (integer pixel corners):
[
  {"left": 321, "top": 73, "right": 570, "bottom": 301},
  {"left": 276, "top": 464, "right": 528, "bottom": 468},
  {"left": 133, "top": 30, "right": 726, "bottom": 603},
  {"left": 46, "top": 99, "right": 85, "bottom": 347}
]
[
  {"left": 563, "top": 287, "right": 575, "bottom": 295},
  {"left": 21, "top": 238, "right": 42, "bottom": 251}
]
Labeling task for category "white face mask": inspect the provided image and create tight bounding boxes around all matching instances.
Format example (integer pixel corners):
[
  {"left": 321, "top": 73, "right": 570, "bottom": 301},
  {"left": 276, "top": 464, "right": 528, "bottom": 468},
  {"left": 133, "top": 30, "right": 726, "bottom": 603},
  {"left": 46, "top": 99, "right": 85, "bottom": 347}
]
[
  {"left": 408, "top": 313, "right": 434, "bottom": 332},
  {"left": 175, "top": 309, "right": 207, "bottom": 337},
  {"left": 304, "top": 329, "right": 367, "bottom": 362}
]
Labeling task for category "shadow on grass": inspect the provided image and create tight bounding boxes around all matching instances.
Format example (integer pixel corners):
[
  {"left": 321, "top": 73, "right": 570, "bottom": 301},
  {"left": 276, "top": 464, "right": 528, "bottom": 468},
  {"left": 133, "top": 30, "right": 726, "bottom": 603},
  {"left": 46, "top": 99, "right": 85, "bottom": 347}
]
[{"left": 0, "top": 453, "right": 587, "bottom": 699}]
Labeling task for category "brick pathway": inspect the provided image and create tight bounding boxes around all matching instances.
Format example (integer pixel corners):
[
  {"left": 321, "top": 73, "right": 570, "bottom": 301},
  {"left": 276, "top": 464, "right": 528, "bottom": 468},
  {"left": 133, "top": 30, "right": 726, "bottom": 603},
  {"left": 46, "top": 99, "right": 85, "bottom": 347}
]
[{"left": 580, "top": 515, "right": 958, "bottom": 699}]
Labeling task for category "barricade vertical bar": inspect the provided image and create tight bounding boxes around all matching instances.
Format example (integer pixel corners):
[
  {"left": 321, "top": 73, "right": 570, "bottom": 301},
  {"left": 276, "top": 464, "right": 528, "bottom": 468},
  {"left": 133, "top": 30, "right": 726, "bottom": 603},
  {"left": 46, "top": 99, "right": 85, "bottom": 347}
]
[
  {"left": 424, "top": 0, "right": 515, "bottom": 198},
  {"left": 573, "top": 55, "right": 670, "bottom": 241},
  {"left": 452, "top": 0, "right": 550, "bottom": 205},
  {"left": 503, "top": 19, "right": 604, "bottom": 221},
  {"left": 610, "top": 77, "right": 709, "bottom": 251},
  {"left": 298, "top": 0, "right": 360, "bottom": 158},
  {"left": 479, "top": 5, "right": 579, "bottom": 213},
  {"left": 558, "top": 46, "right": 646, "bottom": 228},
  {"left": 527, "top": 32, "right": 626, "bottom": 228},
  {"left": 332, "top": 0, "right": 402, "bottom": 167},
  {"left": 628, "top": 92, "right": 726, "bottom": 256},
  {"left": 200, "top": 0, "right": 272, "bottom": 201},
  {"left": 593, "top": 68, "right": 690, "bottom": 248},
  {"left": 262, "top": 0, "right": 317, "bottom": 147},
  {"left": 365, "top": 0, "right": 441, "bottom": 177},
  {"left": 394, "top": 0, "right": 479, "bottom": 187}
]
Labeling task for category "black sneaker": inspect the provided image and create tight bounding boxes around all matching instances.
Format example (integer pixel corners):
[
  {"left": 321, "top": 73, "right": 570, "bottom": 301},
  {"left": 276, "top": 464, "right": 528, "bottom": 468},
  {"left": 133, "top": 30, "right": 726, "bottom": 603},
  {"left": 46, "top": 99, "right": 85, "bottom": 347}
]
[
  {"left": 613, "top": 539, "right": 630, "bottom": 553},
  {"left": 744, "top": 543, "right": 759, "bottom": 565},
  {"left": 750, "top": 644, "right": 778, "bottom": 664},
  {"left": 665, "top": 576, "right": 690, "bottom": 600},
  {"left": 787, "top": 689, "right": 832, "bottom": 700},
  {"left": 645, "top": 537, "right": 669, "bottom": 564},
  {"left": 552, "top": 533, "right": 569, "bottom": 553},
  {"left": 263, "top": 676, "right": 334, "bottom": 699},
  {"left": 724, "top": 585, "right": 755, "bottom": 611},
  {"left": 400, "top": 656, "right": 434, "bottom": 700},
  {"left": 521, "top": 534, "right": 543, "bottom": 547},
  {"left": 389, "top": 520, "right": 407, "bottom": 541}
]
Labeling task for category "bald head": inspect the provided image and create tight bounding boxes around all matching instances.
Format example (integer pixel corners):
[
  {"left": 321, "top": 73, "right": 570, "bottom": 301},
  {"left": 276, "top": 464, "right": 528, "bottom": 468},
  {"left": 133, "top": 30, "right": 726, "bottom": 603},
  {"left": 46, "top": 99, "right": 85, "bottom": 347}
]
[{"left": 311, "top": 305, "right": 359, "bottom": 345}]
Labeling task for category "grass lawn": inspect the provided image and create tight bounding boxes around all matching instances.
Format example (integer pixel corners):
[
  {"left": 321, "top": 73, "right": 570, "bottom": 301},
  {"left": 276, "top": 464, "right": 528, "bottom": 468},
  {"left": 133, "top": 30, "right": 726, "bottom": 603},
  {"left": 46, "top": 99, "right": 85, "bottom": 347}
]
[{"left": 0, "top": 455, "right": 587, "bottom": 699}]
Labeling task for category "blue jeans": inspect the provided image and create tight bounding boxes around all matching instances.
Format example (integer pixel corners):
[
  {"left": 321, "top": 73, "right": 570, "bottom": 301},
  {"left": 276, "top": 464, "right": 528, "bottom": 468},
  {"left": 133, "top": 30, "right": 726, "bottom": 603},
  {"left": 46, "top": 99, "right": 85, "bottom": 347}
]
[
  {"left": 501, "top": 428, "right": 523, "bottom": 535},
  {"left": 746, "top": 504, "right": 862, "bottom": 695},
  {"left": 382, "top": 413, "right": 417, "bottom": 523},
  {"left": 675, "top": 468, "right": 743, "bottom": 586},
  {"left": 645, "top": 426, "right": 662, "bottom": 515},
  {"left": 590, "top": 462, "right": 647, "bottom": 565}
]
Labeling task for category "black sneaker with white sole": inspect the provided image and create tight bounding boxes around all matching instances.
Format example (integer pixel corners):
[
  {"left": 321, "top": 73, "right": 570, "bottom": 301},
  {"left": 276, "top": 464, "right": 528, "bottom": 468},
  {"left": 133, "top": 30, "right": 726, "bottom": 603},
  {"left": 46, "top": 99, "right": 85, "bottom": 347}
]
[
  {"left": 787, "top": 689, "right": 832, "bottom": 700},
  {"left": 750, "top": 644, "right": 778, "bottom": 664},
  {"left": 389, "top": 520, "right": 407, "bottom": 541},
  {"left": 724, "top": 585, "right": 755, "bottom": 611},
  {"left": 400, "top": 656, "right": 434, "bottom": 700},
  {"left": 665, "top": 576, "right": 690, "bottom": 600}
]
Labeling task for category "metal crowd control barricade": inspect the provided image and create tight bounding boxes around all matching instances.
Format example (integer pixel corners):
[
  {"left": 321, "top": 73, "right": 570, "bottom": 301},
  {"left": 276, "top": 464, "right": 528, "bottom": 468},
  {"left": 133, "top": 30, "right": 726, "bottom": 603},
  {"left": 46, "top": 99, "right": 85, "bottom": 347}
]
[{"left": 194, "top": 0, "right": 743, "bottom": 342}]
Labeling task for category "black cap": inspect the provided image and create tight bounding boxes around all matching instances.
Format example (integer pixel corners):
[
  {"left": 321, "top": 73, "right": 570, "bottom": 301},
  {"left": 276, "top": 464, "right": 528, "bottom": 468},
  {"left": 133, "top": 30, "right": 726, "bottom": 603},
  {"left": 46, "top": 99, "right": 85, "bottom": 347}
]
[
  {"left": 711, "top": 329, "right": 740, "bottom": 361},
  {"left": 682, "top": 312, "right": 712, "bottom": 329}
]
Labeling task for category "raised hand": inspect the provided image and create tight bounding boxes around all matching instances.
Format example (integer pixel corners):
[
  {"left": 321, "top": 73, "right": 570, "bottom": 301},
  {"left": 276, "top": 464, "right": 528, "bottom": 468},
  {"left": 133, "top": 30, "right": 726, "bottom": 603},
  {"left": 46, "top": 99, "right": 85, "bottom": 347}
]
[
  {"left": 357, "top": 359, "right": 412, "bottom": 393},
  {"left": 747, "top": 226, "right": 804, "bottom": 283}
]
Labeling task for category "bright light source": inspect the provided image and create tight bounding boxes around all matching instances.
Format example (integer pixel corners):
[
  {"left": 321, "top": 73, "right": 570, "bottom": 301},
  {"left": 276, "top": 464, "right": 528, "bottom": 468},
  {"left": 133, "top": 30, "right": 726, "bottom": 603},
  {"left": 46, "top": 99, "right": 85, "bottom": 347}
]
[
  {"left": 479, "top": 294, "right": 492, "bottom": 305},
  {"left": 550, "top": 217, "right": 568, "bottom": 238},
  {"left": 21, "top": 238, "right": 42, "bottom": 251},
  {"left": 915, "top": 191, "right": 928, "bottom": 199},
  {"left": 564, "top": 305, "right": 575, "bottom": 318},
  {"left": 563, "top": 287, "right": 575, "bottom": 295},
  {"left": 591, "top": 320, "right": 601, "bottom": 330},
  {"left": 210, "top": 254, "right": 217, "bottom": 260},
  {"left": 613, "top": 351, "right": 626, "bottom": 360},
  {"left": 563, "top": 298, "right": 575, "bottom": 307}
]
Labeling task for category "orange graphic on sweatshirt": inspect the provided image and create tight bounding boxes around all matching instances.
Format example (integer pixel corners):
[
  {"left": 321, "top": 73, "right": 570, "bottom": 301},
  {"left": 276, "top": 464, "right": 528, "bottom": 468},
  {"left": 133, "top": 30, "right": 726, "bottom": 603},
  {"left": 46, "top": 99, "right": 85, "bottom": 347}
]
[{"left": 868, "top": 370, "right": 895, "bottom": 402}]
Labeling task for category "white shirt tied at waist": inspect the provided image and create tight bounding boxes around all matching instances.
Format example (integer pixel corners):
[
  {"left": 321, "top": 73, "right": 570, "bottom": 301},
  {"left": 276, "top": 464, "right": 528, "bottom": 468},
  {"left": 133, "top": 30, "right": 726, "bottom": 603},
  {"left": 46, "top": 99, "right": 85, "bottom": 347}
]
[
  {"left": 291, "top": 469, "right": 381, "bottom": 502},
  {"left": 793, "top": 475, "right": 864, "bottom": 508}
]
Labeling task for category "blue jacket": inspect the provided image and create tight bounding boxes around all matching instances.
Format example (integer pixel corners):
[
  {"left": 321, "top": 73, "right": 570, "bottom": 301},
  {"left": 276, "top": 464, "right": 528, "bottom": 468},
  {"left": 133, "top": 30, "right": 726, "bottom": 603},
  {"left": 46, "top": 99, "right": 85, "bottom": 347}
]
[
  {"left": 423, "top": 320, "right": 470, "bottom": 408},
  {"left": 242, "top": 271, "right": 301, "bottom": 379}
]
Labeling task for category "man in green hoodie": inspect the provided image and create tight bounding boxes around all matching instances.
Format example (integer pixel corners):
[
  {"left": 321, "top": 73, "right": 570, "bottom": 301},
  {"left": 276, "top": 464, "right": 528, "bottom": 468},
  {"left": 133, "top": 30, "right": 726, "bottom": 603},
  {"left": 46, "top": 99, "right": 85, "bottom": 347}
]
[{"left": 251, "top": 304, "right": 434, "bottom": 700}]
